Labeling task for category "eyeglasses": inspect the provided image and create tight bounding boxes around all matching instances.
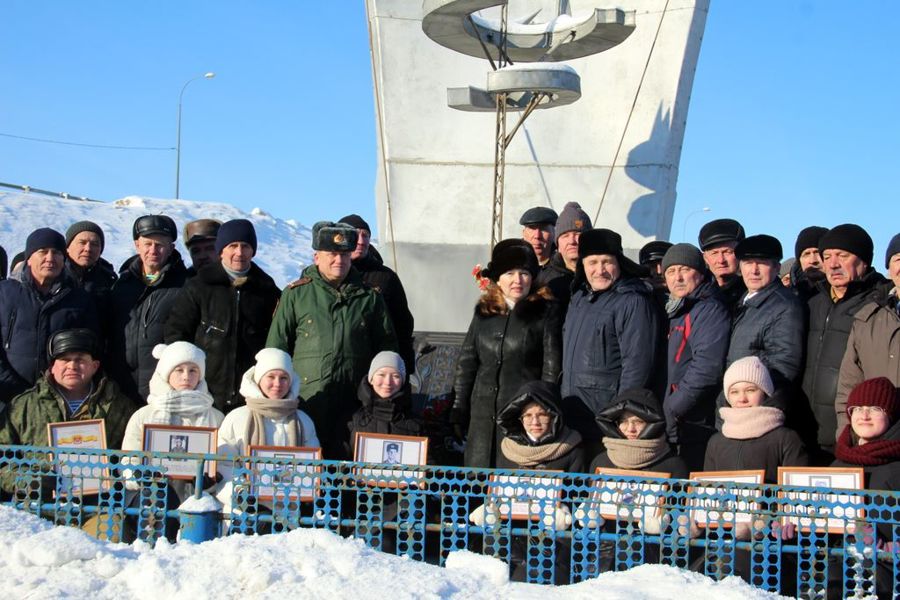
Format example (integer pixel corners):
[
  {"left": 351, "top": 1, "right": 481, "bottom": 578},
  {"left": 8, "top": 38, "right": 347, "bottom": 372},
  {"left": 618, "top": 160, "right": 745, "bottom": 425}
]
[
  {"left": 521, "top": 413, "right": 551, "bottom": 423},
  {"left": 848, "top": 406, "right": 887, "bottom": 417}
]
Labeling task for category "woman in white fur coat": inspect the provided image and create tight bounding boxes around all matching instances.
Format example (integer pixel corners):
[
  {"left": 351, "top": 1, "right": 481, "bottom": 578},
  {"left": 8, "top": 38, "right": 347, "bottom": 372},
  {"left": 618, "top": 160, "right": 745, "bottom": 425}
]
[{"left": 215, "top": 348, "right": 319, "bottom": 514}]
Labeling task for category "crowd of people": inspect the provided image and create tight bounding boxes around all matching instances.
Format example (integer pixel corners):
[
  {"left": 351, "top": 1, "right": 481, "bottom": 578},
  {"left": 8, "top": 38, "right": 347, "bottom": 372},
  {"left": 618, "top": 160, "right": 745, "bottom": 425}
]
[{"left": 0, "top": 204, "right": 897, "bottom": 503}]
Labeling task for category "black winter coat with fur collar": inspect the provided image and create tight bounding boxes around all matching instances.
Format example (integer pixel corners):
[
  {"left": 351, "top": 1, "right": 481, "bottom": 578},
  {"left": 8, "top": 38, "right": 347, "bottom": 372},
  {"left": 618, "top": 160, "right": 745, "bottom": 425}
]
[{"left": 451, "top": 290, "right": 562, "bottom": 468}]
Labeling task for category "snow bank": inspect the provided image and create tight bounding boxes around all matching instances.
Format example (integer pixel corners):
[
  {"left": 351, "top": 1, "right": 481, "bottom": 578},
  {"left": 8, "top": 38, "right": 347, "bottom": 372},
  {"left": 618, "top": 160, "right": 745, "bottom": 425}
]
[
  {"left": 0, "top": 506, "right": 785, "bottom": 599},
  {"left": 0, "top": 191, "right": 313, "bottom": 288}
]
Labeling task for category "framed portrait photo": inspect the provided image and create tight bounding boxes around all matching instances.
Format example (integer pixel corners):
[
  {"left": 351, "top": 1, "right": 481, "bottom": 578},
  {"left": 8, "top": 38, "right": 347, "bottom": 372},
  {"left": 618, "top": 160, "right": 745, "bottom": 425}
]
[
  {"left": 142, "top": 424, "right": 217, "bottom": 480},
  {"left": 47, "top": 419, "right": 107, "bottom": 495},
  {"left": 487, "top": 473, "right": 563, "bottom": 521},
  {"left": 778, "top": 466, "right": 865, "bottom": 534},
  {"left": 688, "top": 470, "right": 765, "bottom": 528},
  {"left": 353, "top": 432, "right": 428, "bottom": 488},
  {"left": 248, "top": 445, "right": 322, "bottom": 502},
  {"left": 592, "top": 468, "right": 670, "bottom": 522}
]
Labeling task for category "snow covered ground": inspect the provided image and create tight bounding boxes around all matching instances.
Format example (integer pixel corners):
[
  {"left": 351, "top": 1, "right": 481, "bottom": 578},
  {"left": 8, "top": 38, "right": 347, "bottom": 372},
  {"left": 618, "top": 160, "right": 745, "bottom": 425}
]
[
  {"left": 0, "top": 505, "right": 786, "bottom": 599},
  {"left": 0, "top": 190, "right": 314, "bottom": 288}
]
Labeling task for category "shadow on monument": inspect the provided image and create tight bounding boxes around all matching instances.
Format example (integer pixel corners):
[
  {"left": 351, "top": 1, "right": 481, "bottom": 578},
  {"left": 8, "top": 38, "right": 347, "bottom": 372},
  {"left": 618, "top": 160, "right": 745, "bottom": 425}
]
[{"left": 625, "top": 104, "right": 673, "bottom": 237}]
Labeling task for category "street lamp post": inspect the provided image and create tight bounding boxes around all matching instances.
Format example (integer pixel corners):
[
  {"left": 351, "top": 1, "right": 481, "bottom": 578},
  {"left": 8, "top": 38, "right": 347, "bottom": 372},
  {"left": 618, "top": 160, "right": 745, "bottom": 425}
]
[
  {"left": 682, "top": 206, "right": 711, "bottom": 242},
  {"left": 175, "top": 72, "right": 215, "bottom": 199}
]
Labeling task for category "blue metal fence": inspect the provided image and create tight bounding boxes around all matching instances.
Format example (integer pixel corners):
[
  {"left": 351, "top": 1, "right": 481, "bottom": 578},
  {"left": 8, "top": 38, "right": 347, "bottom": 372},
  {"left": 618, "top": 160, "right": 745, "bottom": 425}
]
[{"left": 2, "top": 444, "right": 898, "bottom": 598}]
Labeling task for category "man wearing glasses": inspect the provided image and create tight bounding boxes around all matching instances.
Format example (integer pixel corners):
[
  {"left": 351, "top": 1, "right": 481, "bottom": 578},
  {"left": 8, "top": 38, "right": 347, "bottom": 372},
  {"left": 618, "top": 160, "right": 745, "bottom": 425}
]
[{"left": 108, "top": 215, "right": 188, "bottom": 403}]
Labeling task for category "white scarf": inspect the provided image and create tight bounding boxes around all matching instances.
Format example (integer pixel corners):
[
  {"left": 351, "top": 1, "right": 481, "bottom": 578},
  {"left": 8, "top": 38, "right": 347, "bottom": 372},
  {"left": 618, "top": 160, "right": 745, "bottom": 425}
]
[{"left": 145, "top": 388, "right": 220, "bottom": 427}]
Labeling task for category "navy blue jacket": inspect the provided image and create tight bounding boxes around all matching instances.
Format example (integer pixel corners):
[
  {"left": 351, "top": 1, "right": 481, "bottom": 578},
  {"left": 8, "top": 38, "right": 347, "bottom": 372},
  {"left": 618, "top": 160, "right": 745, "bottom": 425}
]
[
  {"left": 0, "top": 270, "right": 99, "bottom": 401},
  {"left": 561, "top": 276, "right": 663, "bottom": 441},
  {"left": 726, "top": 279, "right": 805, "bottom": 390},
  {"left": 664, "top": 278, "right": 730, "bottom": 444}
]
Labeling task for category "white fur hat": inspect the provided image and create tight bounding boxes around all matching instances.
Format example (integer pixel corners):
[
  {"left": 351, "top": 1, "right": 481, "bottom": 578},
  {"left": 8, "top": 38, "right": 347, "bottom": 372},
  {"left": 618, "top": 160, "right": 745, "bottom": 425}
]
[
  {"left": 723, "top": 356, "right": 774, "bottom": 399},
  {"left": 152, "top": 342, "right": 206, "bottom": 382}
]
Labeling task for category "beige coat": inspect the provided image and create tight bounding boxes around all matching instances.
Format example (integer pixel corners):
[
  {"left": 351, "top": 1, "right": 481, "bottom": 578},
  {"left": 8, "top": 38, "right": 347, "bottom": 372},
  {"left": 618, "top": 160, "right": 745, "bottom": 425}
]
[{"left": 836, "top": 289, "right": 900, "bottom": 438}]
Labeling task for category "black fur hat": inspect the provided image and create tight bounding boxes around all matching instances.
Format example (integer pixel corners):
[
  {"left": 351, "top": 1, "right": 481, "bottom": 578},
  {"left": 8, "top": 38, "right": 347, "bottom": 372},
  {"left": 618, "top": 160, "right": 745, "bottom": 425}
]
[
  {"left": 482, "top": 239, "right": 539, "bottom": 282},
  {"left": 312, "top": 221, "right": 358, "bottom": 252}
]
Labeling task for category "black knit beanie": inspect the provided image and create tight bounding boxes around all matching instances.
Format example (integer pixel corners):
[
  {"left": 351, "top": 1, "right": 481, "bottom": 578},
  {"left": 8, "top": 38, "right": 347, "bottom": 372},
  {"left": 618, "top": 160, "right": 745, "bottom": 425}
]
[
  {"left": 793, "top": 226, "right": 827, "bottom": 260},
  {"left": 25, "top": 228, "right": 66, "bottom": 259},
  {"left": 339, "top": 214, "right": 371, "bottom": 233},
  {"left": 818, "top": 224, "right": 873, "bottom": 266},
  {"left": 885, "top": 233, "right": 900, "bottom": 270},
  {"left": 661, "top": 243, "right": 705, "bottom": 272},
  {"left": 215, "top": 219, "right": 258, "bottom": 255},
  {"left": 65, "top": 221, "right": 105, "bottom": 252}
]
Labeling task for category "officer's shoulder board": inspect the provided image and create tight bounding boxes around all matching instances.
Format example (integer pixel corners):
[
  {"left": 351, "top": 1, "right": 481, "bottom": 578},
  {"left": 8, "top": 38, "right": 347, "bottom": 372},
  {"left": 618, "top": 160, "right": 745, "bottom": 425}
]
[{"left": 287, "top": 276, "right": 312, "bottom": 289}]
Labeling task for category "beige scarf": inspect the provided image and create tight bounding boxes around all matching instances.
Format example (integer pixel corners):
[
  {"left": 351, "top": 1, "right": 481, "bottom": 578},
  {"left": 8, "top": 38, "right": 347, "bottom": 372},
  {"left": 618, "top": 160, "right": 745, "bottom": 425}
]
[
  {"left": 500, "top": 428, "right": 582, "bottom": 467},
  {"left": 720, "top": 406, "right": 784, "bottom": 440},
  {"left": 602, "top": 436, "right": 670, "bottom": 470},
  {"left": 243, "top": 397, "right": 302, "bottom": 448}
]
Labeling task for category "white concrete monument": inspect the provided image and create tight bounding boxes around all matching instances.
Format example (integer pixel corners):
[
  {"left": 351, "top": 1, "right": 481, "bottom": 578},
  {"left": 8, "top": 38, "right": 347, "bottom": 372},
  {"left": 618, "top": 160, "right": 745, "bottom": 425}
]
[{"left": 366, "top": 0, "right": 709, "bottom": 332}]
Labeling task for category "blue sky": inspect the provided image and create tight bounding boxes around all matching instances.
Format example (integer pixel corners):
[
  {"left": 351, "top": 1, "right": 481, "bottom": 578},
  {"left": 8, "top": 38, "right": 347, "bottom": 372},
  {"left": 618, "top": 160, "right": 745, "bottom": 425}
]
[{"left": 2, "top": 2, "right": 898, "bottom": 266}]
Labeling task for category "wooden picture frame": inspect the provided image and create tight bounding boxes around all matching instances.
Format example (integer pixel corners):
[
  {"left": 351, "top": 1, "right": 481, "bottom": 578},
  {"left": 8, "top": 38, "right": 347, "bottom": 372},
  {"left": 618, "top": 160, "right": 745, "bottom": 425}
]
[
  {"left": 248, "top": 445, "right": 322, "bottom": 502},
  {"left": 487, "top": 473, "right": 563, "bottom": 521},
  {"left": 47, "top": 419, "right": 107, "bottom": 495},
  {"left": 142, "top": 424, "right": 217, "bottom": 481},
  {"left": 592, "top": 468, "right": 670, "bottom": 522},
  {"left": 777, "top": 466, "right": 866, "bottom": 534},
  {"left": 352, "top": 432, "right": 428, "bottom": 488},
  {"left": 688, "top": 470, "right": 765, "bottom": 528}
]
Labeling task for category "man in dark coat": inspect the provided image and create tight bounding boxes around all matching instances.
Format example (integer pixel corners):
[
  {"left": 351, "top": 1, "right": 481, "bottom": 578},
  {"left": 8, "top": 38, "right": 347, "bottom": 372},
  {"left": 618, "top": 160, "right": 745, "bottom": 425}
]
[
  {"left": 536, "top": 202, "right": 592, "bottom": 308},
  {"left": 640, "top": 240, "right": 673, "bottom": 312},
  {"left": 0, "top": 329, "right": 135, "bottom": 450},
  {"left": 802, "top": 224, "right": 886, "bottom": 462},
  {"left": 519, "top": 206, "right": 558, "bottom": 273},
  {"left": 165, "top": 219, "right": 281, "bottom": 414},
  {"left": 0, "top": 228, "right": 99, "bottom": 402},
  {"left": 788, "top": 225, "right": 827, "bottom": 302},
  {"left": 725, "top": 235, "right": 805, "bottom": 392},
  {"left": 63, "top": 221, "right": 117, "bottom": 302},
  {"left": 107, "top": 215, "right": 188, "bottom": 403},
  {"left": 339, "top": 214, "right": 415, "bottom": 375},
  {"left": 560, "top": 228, "right": 663, "bottom": 457},
  {"left": 699, "top": 218, "right": 747, "bottom": 315},
  {"left": 660, "top": 243, "right": 729, "bottom": 471}
]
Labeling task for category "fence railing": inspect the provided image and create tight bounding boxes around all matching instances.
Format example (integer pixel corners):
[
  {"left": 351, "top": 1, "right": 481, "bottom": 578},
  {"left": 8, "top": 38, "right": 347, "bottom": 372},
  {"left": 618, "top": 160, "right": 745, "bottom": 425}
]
[{"left": 2, "top": 444, "right": 898, "bottom": 598}]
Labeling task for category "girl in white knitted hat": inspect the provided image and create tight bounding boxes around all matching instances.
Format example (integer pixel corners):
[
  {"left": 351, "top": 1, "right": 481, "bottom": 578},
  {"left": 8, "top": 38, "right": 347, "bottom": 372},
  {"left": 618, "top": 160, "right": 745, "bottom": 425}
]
[{"left": 215, "top": 348, "right": 319, "bottom": 517}]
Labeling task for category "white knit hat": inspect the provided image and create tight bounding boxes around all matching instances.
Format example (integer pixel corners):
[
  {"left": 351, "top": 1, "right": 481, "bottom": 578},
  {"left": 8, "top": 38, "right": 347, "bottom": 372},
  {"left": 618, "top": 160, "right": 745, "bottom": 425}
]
[
  {"left": 367, "top": 351, "right": 406, "bottom": 383},
  {"left": 723, "top": 356, "right": 774, "bottom": 400},
  {"left": 152, "top": 342, "right": 206, "bottom": 382},
  {"left": 242, "top": 348, "right": 300, "bottom": 400}
]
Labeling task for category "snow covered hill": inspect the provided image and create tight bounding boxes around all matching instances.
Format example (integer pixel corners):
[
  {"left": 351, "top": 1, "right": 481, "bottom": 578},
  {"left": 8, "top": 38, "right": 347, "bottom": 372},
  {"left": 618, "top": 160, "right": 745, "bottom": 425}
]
[
  {"left": 0, "top": 190, "right": 314, "bottom": 288},
  {"left": 0, "top": 505, "right": 783, "bottom": 599}
]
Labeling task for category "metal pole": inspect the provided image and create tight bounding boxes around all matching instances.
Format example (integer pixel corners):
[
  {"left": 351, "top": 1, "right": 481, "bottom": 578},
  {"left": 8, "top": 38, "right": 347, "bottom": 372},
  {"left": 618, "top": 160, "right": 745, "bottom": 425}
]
[{"left": 175, "top": 73, "right": 215, "bottom": 199}]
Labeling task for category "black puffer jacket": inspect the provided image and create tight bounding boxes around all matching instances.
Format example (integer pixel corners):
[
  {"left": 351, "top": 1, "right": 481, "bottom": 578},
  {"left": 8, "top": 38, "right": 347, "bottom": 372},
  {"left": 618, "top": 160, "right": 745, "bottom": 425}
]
[
  {"left": 64, "top": 257, "right": 117, "bottom": 301},
  {"left": 802, "top": 269, "right": 886, "bottom": 446},
  {"left": 704, "top": 425, "right": 808, "bottom": 484},
  {"left": 725, "top": 278, "right": 806, "bottom": 391},
  {"left": 495, "top": 381, "right": 583, "bottom": 472},
  {"left": 535, "top": 253, "right": 574, "bottom": 308},
  {"left": 451, "top": 290, "right": 562, "bottom": 468},
  {"left": 560, "top": 276, "right": 663, "bottom": 441},
  {"left": 107, "top": 252, "right": 188, "bottom": 403},
  {"left": 349, "top": 377, "right": 423, "bottom": 442},
  {"left": 0, "top": 270, "right": 99, "bottom": 402},
  {"left": 351, "top": 246, "right": 416, "bottom": 374},
  {"left": 664, "top": 278, "right": 730, "bottom": 445},
  {"left": 164, "top": 261, "right": 281, "bottom": 413}
]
